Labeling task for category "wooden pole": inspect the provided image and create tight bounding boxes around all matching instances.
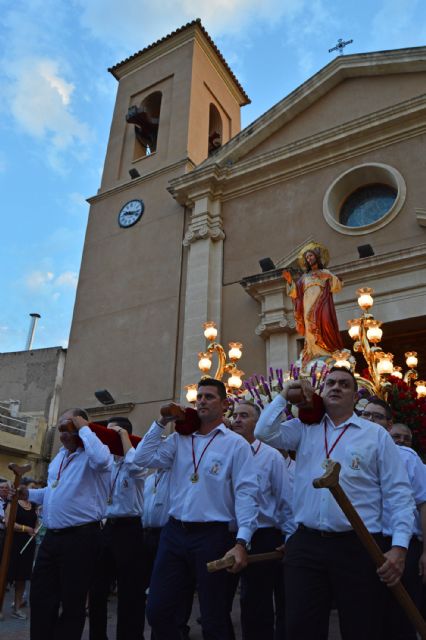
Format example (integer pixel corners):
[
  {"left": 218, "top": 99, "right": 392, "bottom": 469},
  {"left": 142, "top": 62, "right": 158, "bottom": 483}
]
[
  {"left": 207, "top": 550, "right": 283, "bottom": 573},
  {"left": 313, "top": 461, "right": 426, "bottom": 640},
  {"left": 0, "top": 463, "right": 31, "bottom": 619}
]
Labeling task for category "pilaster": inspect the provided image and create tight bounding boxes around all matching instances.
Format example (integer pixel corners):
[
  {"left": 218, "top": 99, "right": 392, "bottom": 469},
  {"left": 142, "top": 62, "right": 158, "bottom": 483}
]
[{"left": 180, "top": 196, "right": 225, "bottom": 399}]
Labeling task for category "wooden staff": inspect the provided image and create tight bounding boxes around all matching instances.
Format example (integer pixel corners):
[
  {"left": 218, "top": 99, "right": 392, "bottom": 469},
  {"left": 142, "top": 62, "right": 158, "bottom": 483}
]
[
  {"left": 313, "top": 460, "right": 426, "bottom": 640},
  {"left": 207, "top": 550, "right": 283, "bottom": 573},
  {"left": 0, "top": 463, "right": 31, "bottom": 618}
]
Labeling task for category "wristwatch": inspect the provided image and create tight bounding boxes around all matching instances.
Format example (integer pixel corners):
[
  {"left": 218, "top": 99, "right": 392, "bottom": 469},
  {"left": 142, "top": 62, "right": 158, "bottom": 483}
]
[{"left": 235, "top": 538, "right": 248, "bottom": 550}]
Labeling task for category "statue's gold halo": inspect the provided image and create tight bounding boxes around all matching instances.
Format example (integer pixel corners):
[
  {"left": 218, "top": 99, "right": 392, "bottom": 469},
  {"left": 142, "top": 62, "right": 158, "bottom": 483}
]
[{"left": 297, "top": 242, "right": 330, "bottom": 270}]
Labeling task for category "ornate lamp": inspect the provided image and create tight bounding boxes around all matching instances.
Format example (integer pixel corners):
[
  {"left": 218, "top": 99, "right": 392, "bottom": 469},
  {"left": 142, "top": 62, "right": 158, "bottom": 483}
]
[
  {"left": 415, "top": 380, "right": 426, "bottom": 398},
  {"left": 185, "top": 384, "right": 198, "bottom": 404},
  {"left": 332, "top": 349, "right": 352, "bottom": 369},
  {"left": 188, "top": 322, "right": 245, "bottom": 395},
  {"left": 347, "top": 286, "right": 421, "bottom": 399}
]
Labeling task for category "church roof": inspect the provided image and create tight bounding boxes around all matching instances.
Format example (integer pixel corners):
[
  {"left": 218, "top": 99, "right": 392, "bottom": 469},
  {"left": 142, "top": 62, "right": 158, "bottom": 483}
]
[{"left": 108, "top": 19, "right": 250, "bottom": 105}]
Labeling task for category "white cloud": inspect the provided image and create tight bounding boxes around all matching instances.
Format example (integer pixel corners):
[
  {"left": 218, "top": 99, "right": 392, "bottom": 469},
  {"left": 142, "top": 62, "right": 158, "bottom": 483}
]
[
  {"left": 24, "top": 269, "right": 78, "bottom": 294},
  {"left": 25, "top": 270, "right": 54, "bottom": 292},
  {"left": 6, "top": 58, "right": 92, "bottom": 171},
  {"left": 77, "top": 0, "right": 304, "bottom": 50},
  {"left": 55, "top": 271, "right": 78, "bottom": 288}
]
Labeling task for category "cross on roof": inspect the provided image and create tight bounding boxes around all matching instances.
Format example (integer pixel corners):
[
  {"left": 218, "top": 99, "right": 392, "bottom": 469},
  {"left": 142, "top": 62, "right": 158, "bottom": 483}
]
[{"left": 329, "top": 38, "right": 353, "bottom": 56}]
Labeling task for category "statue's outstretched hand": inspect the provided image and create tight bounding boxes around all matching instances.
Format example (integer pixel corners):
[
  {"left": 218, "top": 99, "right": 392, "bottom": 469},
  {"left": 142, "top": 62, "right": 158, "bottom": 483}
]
[{"left": 282, "top": 270, "right": 292, "bottom": 284}]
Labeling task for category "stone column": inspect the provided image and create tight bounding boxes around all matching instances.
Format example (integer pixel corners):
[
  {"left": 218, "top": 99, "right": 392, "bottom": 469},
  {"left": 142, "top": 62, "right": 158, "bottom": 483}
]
[{"left": 180, "top": 195, "right": 225, "bottom": 400}]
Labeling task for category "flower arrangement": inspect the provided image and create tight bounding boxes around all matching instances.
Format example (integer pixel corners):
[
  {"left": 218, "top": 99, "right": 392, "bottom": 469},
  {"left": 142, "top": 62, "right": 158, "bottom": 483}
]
[
  {"left": 231, "top": 363, "right": 329, "bottom": 418},
  {"left": 387, "top": 377, "right": 426, "bottom": 453}
]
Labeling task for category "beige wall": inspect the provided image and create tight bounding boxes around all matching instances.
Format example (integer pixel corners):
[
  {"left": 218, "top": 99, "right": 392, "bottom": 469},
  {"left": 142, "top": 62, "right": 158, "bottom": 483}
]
[
  {"left": 221, "top": 134, "right": 426, "bottom": 283},
  {"left": 101, "top": 41, "right": 195, "bottom": 190}
]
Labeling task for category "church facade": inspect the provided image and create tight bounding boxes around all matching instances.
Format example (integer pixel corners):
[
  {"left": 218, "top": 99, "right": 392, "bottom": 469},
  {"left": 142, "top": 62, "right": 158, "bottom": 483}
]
[{"left": 60, "top": 20, "right": 426, "bottom": 433}]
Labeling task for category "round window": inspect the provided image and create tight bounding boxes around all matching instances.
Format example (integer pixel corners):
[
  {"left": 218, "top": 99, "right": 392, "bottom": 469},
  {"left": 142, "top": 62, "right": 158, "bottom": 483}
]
[
  {"left": 323, "top": 163, "right": 406, "bottom": 236},
  {"left": 340, "top": 184, "right": 397, "bottom": 227}
]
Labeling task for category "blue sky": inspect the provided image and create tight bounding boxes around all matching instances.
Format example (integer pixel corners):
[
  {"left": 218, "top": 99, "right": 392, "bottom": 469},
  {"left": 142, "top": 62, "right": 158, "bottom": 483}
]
[{"left": 1, "top": 0, "right": 425, "bottom": 353}]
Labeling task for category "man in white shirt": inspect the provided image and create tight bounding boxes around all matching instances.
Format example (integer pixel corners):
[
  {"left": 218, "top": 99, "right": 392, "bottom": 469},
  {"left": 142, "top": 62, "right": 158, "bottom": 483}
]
[
  {"left": 232, "top": 402, "right": 294, "bottom": 640},
  {"left": 255, "top": 367, "right": 414, "bottom": 640},
  {"left": 361, "top": 398, "right": 426, "bottom": 640},
  {"left": 20, "top": 408, "right": 112, "bottom": 640},
  {"left": 134, "top": 378, "right": 259, "bottom": 640},
  {"left": 89, "top": 416, "right": 147, "bottom": 640}
]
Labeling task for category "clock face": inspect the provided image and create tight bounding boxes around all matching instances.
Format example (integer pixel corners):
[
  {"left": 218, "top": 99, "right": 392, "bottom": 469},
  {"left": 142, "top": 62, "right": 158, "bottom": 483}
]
[{"left": 118, "top": 199, "right": 144, "bottom": 228}]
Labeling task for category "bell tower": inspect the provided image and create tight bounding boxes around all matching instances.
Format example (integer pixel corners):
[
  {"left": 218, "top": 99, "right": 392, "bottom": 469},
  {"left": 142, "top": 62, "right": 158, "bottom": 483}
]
[
  {"left": 101, "top": 19, "right": 249, "bottom": 188},
  {"left": 60, "top": 20, "right": 249, "bottom": 430}
]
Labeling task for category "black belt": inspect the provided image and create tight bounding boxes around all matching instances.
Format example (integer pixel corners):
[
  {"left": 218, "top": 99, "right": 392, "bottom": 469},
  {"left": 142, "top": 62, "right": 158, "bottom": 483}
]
[
  {"left": 48, "top": 521, "right": 101, "bottom": 535},
  {"left": 106, "top": 516, "right": 141, "bottom": 526},
  {"left": 143, "top": 526, "right": 163, "bottom": 534},
  {"left": 169, "top": 516, "right": 228, "bottom": 531},
  {"left": 298, "top": 524, "right": 355, "bottom": 538}
]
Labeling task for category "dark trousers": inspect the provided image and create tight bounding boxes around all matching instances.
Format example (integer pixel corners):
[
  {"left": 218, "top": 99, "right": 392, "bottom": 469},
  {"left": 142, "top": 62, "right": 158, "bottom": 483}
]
[
  {"left": 143, "top": 527, "right": 193, "bottom": 640},
  {"left": 89, "top": 518, "right": 146, "bottom": 640},
  {"left": 284, "top": 527, "right": 387, "bottom": 640},
  {"left": 382, "top": 535, "right": 423, "bottom": 640},
  {"left": 240, "top": 527, "right": 284, "bottom": 640},
  {"left": 146, "top": 518, "right": 235, "bottom": 640},
  {"left": 30, "top": 524, "right": 101, "bottom": 640}
]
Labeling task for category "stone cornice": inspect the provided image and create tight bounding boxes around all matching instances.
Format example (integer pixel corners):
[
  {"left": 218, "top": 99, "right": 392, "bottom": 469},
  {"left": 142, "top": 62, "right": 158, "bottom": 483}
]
[
  {"left": 87, "top": 158, "right": 194, "bottom": 205},
  {"left": 168, "top": 94, "right": 426, "bottom": 204},
  {"left": 331, "top": 243, "right": 426, "bottom": 285},
  {"left": 85, "top": 403, "right": 135, "bottom": 417}
]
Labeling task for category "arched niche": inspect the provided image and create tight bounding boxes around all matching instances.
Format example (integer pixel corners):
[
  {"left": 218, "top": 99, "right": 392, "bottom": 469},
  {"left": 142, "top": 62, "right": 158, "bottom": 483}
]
[
  {"left": 126, "top": 91, "right": 162, "bottom": 158},
  {"left": 208, "top": 103, "right": 223, "bottom": 156}
]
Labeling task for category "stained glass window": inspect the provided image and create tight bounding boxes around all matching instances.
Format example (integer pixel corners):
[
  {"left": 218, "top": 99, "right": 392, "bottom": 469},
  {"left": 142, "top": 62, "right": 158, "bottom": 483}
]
[{"left": 340, "top": 184, "right": 397, "bottom": 227}]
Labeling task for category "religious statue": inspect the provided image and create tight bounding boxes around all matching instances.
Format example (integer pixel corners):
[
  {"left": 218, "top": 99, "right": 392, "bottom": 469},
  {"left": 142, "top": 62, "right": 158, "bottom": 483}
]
[{"left": 283, "top": 242, "right": 343, "bottom": 369}]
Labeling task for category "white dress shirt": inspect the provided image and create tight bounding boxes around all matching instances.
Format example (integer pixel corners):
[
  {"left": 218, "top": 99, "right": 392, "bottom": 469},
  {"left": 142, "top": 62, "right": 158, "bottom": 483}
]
[
  {"left": 382, "top": 445, "right": 426, "bottom": 539},
  {"left": 28, "top": 426, "right": 112, "bottom": 529},
  {"left": 134, "top": 422, "right": 259, "bottom": 543},
  {"left": 143, "top": 469, "right": 171, "bottom": 528},
  {"left": 105, "top": 448, "right": 147, "bottom": 519},
  {"left": 250, "top": 439, "right": 295, "bottom": 537},
  {"left": 255, "top": 394, "right": 414, "bottom": 549}
]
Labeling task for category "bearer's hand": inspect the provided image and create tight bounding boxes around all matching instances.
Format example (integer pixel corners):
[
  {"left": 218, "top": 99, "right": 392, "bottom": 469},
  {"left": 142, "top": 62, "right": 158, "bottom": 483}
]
[
  {"left": 281, "top": 379, "right": 314, "bottom": 406},
  {"left": 275, "top": 543, "right": 285, "bottom": 555},
  {"left": 70, "top": 415, "right": 89, "bottom": 431},
  {"left": 377, "top": 546, "right": 406, "bottom": 587},
  {"left": 158, "top": 402, "right": 185, "bottom": 427},
  {"left": 224, "top": 543, "right": 248, "bottom": 574}
]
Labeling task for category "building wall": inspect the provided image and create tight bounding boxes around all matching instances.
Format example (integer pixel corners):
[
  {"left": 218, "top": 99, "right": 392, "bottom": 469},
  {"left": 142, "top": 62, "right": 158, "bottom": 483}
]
[{"left": 0, "top": 347, "right": 66, "bottom": 479}]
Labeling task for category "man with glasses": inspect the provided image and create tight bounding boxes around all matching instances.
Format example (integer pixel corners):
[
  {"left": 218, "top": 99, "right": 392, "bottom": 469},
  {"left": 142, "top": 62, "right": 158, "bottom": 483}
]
[
  {"left": 360, "top": 397, "right": 392, "bottom": 428},
  {"left": 362, "top": 397, "right": 426, "bottom": 640}
]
